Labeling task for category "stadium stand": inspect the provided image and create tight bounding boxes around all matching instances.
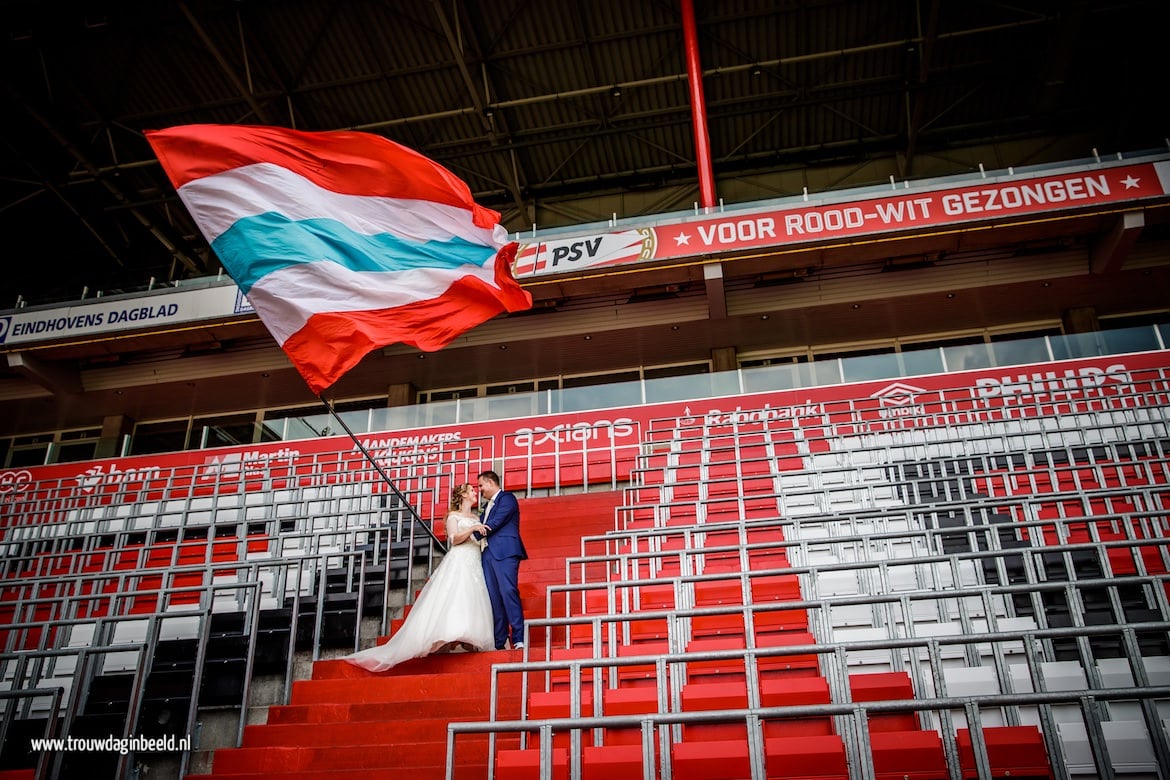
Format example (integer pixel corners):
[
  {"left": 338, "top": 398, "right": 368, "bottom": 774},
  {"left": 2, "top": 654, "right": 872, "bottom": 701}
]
[{"left": 2, "top": 3, "right": 1169, "bottom": 779}]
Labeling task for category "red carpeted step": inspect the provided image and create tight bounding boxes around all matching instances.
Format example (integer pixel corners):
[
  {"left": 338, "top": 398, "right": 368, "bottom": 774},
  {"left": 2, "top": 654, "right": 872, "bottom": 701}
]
[
  {"left": 191, "top": 491, "right": 623, "bottom": 780},
  {"left": 267, "top": 696, "right": 491, "bottom": 724},
  {"left": 311, "top": 645, "right": 508, "bottom": 679}
]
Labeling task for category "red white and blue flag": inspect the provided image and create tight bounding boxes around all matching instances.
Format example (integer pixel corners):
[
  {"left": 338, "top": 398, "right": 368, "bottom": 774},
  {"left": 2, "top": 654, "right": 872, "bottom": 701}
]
[{"left": 146, "top": 124, "right": 531, "bottom": 394}]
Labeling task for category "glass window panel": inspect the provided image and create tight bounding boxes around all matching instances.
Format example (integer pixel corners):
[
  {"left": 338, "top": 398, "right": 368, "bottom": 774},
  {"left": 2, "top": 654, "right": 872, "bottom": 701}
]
[
  {"left": 54, "top": 440, "right": 98, "bottom": 463},
  {"left": 840, "top": 352, "right": 903, "bottom": 383},
  {"left": 644, "top": 371, "right": 738, "bottom": 403},
  {"left": 899, "top": 348, "right": 945, "bottom": 376},
  {"left": 1099, "top": 325, "right": 1161, "bottom": 355},
  {"left": 741, "top": 363, "right": 802, "bottom": 393},
  {"left": 561, "top": 380, "right": 641, "bottom": 412},
  {"left": 8, "top": 445, "right": 49, "bottom": 467},
  {"left": 421, "top": 400, "right": 459, "bottom": 427},
  {"left": 1053, "top": 331, "right": 1111, "bottom": 359},
  {"left": 131, "top": 420, "right": 190, "bottom": 455},
  {"left": 196, "top": 414, "right": 256, "bottom": 448},
  {"left": 989, "top": 336, "right": 1051, "bottom": 367},
  {"left": 485, "top": 393, "right": 542, "bottom": 419},
  {"left": 809, "top": 359, "right": 842, "bottom": 386},
  {"left": 942, "top": 343, "right": 993, "bottom": 371}
]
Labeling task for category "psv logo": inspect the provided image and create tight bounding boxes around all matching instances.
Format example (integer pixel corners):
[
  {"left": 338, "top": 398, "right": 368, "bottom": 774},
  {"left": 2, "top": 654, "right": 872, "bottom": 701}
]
[{"left": 0, "top": 316, "right": 11, "bottom": 345}]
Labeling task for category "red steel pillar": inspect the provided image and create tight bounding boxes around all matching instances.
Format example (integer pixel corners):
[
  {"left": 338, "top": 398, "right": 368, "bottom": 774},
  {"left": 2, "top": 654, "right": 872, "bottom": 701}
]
[{"left": 680, "top": 0, "right": 717, "bottom": 209}]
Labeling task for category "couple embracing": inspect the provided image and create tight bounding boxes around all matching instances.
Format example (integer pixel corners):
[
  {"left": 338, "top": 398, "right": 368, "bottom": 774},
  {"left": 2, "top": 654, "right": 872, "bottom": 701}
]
[{"left": 345, "top": 471, "right": 527, "bottom": 672}]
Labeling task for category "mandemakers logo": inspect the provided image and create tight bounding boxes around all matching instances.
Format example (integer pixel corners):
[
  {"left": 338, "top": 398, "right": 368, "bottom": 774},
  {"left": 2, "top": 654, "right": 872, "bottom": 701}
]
[
  {"left": 870, "top": 381, "right": 929, "bottom": 417},
  {"left": 0, "top": 316, "right": 11, "bottom": 345}
]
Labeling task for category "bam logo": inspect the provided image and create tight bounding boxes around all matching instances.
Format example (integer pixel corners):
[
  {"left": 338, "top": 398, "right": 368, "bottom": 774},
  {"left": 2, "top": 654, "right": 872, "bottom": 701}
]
[
  {"left": 73, "top": 463, "right": 162, "bottom": 493},
  {"left": 0, "top": 316, "right": 11, "bottom": 345},
  {"left": 870, "top": 382, "right": 927, "bottom": 407}
]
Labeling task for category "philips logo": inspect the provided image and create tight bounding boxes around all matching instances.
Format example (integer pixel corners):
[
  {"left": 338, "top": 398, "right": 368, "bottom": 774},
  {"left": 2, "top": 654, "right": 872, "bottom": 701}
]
[
  {"left": 870, "top": 382, "right": 927, "bottom": 407},
  {"left": 0, "top": 316, "right": 11, "bottom": 345}
]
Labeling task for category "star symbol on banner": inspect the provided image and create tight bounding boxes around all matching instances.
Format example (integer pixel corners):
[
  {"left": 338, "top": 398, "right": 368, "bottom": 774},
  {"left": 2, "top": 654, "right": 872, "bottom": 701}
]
[
  {"left": 1121, "top": 175, "right": 1141, "bottom": 189},
  {"left": 674, "top": 232, "right": 691, "bottom": 246}
]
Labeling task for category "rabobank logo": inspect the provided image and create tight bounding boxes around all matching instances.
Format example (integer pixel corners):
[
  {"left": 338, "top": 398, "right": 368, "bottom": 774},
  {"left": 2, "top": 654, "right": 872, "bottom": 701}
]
[
  {"left": 0, "top": 316, "right": 11, "bottom": 345},
  {"left": 870, "top": 381, "right": 927, "bottom": 407}
]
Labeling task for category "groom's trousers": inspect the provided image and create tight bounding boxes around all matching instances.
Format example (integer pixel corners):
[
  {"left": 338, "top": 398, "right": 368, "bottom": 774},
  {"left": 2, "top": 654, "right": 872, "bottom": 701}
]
[{"left": 484, "top": 555, "right": 524, "bottom": 649}]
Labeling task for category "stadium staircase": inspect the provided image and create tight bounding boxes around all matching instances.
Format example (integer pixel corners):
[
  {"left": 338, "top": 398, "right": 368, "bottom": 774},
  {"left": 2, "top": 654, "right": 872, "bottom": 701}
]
[{"left": 186, "top": 490, "right": 624, "bottom": 779}]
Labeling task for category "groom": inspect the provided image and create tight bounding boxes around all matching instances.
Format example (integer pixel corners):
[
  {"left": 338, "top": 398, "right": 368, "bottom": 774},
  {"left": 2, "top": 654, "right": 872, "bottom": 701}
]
[{"left": 476, "top": 470, "right": 528, "bottom": 650}]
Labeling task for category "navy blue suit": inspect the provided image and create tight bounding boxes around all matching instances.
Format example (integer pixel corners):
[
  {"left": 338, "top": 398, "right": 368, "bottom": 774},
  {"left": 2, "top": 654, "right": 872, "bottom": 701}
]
[{"left": 480, "top": 490, "right": 527, "bottom": 649}]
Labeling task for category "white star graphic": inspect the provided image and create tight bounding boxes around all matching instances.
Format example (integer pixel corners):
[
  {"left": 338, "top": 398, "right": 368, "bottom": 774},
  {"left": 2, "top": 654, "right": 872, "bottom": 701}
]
[
  {"left": 1121, "top": 175, "right": 1141, "bottom": 189},
  {"left": 674, "top": 232, "right": 691, "bottom": 246}
]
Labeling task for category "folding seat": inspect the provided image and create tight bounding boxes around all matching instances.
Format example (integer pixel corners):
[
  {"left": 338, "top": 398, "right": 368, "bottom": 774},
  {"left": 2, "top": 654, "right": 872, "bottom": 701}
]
[
  {"left": 581, "top": 744, "right": 652, "bottom": 780},
  {"left": 868, "top": 729, "right": 946, "bottom": 779},
  {"left": 681, "top": 677, "right": 833, "bottom": 742},
  {"left": 615, "top": 640, "right": 668, "bottom": 686},
  {"left": 598, "top": 686, "right": 662, "bottom": 746},
  {"left": 671, "top": 737, "right": 753, "bottom": 779},
  {"left": 495, "top": 747, "right": 569, "bottom": 779},
  {"left": 548, "top": 646, "right": 599, "bottom": 690},
  {"left": 527, "top": 689, "right": 596, "bottom": 749},
  {"left": 956, "top": 726, "right": 1051, "bottom": 778},
  {"left": 848, "top": 671, "right": 919, "bottom": 732},
  {"left": 685, "top": 631, "right": 820, "bottom": 683}
]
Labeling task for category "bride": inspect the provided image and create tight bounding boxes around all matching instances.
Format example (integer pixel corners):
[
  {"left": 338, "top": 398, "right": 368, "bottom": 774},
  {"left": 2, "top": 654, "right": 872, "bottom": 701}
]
[{"left": 344, "top": 482, "right": 495, "bottom": 671}]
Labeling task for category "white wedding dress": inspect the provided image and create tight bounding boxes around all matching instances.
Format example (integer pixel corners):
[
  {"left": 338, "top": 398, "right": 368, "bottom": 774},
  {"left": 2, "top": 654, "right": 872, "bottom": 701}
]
[{"left": 344, "top": 511, "right": 495, "bottom": 672}]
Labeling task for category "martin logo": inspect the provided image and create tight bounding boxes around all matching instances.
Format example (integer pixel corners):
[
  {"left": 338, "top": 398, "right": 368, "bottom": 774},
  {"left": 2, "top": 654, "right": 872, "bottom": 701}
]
[
  {"left": 870, "top": 382, "right": 927, "bottom": 406},
  {"left": 199, "top": 448, "right": 299, "bottom": 481}
]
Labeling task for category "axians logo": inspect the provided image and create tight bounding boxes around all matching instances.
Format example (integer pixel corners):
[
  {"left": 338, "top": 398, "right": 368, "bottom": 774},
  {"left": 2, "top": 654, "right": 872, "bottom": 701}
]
[
  {"left": 511, "top": 418, "right": 636, "bottom": 448},
  {"left": 0, "top": 469, "right": 33, "bottom": 495},
  {"left": 870, "top": 382, "right": 927, "bottom": 407},
  {"left": 0, "top": 316, "right": 11, "bottom": 345}
]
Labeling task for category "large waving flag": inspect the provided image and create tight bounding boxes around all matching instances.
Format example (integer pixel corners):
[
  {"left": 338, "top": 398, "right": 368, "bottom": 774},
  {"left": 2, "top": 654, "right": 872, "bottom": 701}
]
[{"left": 146, "top": 124, "right": 532, "bottom": 394}]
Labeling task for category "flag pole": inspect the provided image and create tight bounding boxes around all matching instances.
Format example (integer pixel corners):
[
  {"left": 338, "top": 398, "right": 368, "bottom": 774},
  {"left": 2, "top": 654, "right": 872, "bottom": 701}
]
[{"left": 317, "top": 395, "right": 447, "bottom": 552}]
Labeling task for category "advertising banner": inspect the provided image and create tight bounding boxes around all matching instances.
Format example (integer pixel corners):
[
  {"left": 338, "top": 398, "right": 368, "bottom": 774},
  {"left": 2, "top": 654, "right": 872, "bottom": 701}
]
[
  {"left": 515, "top": 159, "right": 1170, "bottom": 278},
  {"left": 3, "top": 351, "right": 1167, "bottom": 526}
]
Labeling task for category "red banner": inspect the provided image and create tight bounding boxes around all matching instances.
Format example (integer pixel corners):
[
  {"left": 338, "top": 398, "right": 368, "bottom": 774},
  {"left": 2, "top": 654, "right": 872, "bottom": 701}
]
[
  {"left": 3, "top": 351, "right": 1168, "bottom": 528},
  {"left": 516, "top": 160, "right": 1169, "bottom": 276}
]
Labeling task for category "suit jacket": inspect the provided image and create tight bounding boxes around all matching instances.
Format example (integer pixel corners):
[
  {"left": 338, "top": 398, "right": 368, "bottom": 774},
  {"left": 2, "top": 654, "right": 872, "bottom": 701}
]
[{"left": 481, "top": 490, "right": 528, "bottom": 561}]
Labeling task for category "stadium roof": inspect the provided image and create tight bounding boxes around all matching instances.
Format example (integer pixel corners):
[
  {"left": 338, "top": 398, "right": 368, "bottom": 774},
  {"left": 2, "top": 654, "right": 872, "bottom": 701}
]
[{"left": 2, "top": 0, "right": 1168, "bottom": 307}]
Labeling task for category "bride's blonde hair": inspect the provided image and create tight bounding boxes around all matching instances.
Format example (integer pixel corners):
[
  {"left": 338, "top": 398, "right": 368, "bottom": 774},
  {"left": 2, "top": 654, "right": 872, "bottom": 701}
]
[{"left": 449, "top": 482, "right": 474, "bottom": 512}]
